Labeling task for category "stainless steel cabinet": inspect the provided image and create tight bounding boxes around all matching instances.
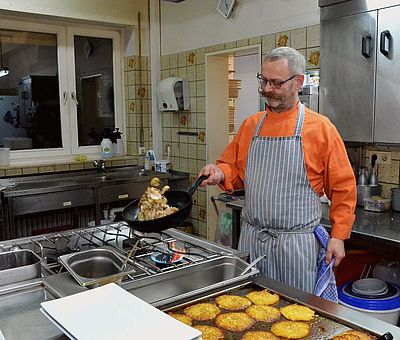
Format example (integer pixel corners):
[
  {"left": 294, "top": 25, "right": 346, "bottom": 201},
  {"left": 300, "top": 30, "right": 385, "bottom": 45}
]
[{"left": 320, "top": 0, "right": 400, "bottom": 143}]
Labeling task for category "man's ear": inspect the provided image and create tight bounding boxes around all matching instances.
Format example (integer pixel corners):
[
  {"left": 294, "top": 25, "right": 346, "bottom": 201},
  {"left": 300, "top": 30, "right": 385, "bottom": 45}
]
[{"left": 295, "top": 74, "right": 305, "bottom": 91}]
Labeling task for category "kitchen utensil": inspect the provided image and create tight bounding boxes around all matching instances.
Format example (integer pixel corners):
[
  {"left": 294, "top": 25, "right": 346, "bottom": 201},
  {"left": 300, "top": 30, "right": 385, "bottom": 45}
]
[
  {"left": 391, "top": 188, "right": 400, "bottom": 211},
  {"left": 358, "top": 168, "right": 368, "bottom": 186},
  {"left": 369, "top": 154, "right": 378, "bottom": 186},
  {"left": 119, "top": 239, "right": 140, "bottom": 271},
  {"left": 240, "top": 255, "right": 266, "bottom": 276},
  {"left": 123, "top": 175, "right": 208, "bottom": 233}
]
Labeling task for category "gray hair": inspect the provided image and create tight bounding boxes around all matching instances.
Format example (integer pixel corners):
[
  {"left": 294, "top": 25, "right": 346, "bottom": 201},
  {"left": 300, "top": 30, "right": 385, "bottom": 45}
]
[{"left": 264, "top": 47, "right": 306, "bottom": 75}]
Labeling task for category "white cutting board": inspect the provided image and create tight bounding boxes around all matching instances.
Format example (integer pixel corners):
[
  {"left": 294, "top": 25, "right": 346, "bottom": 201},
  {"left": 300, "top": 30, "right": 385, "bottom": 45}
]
[{"left": 41, "top": 283, "right": 201, "bottom": 340}]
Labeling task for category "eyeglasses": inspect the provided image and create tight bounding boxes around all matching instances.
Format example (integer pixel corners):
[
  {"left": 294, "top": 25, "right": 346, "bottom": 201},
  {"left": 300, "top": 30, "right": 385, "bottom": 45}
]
[{"left": 257, "top": 73, "right": 298, "bottom": 90}]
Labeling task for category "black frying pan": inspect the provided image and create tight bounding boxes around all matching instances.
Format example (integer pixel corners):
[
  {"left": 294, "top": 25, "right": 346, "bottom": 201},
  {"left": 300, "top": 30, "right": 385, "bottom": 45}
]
[{"left": 123, "top": 175, "right": 208, "bottom": 233}]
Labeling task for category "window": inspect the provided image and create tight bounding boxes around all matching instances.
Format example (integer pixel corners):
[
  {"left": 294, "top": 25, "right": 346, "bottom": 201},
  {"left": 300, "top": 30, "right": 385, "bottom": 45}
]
[{"left": 0, "top": 19, "right": 123, "bottom": 165}]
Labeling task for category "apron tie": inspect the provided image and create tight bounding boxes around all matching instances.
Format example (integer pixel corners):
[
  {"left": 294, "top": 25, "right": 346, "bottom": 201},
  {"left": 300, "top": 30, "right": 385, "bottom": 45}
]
[{"left": 257, "top": 228, "right": 278, "bottom": 241}]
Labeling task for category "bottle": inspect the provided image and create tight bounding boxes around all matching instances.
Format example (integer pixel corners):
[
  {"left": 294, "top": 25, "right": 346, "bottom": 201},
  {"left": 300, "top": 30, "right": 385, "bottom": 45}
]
[
  {"left": 148, "top": 150, "right": 156, "bottom": 170},
  {"left": 144, "top": 151, "right": 151, "bottom": 170},
  {"left": 100, "top": 131, "right": 113, "bottom": 159},
  {"left": 114, "top": 128, "right": 124, "bottom": 156}
]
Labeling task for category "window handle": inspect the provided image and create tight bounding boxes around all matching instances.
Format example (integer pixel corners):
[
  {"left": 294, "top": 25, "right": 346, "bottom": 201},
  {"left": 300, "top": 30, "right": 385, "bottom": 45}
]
[
  {"left": 63, "top": 91, "right": 68, "bottom": 105},
  {"left": 71, "top": 92, "right": 79, "bottom": 106}
]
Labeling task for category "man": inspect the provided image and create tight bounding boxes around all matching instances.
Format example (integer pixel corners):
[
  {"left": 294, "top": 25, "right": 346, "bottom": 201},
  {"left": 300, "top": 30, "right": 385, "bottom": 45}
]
[{"left": 199, "top": 47, "right": 356, "bottom": 297}]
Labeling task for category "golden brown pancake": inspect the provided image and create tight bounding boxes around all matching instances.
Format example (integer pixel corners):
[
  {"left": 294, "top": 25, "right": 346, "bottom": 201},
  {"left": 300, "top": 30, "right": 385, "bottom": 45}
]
[
  {"left": 167, "top": 312, "right": 192, "bottom": 326},
  {"left": 215, "top": 294, "right": 252, "bottom": 311},
  {"left": 333, "top": 330, "right": 375, "bottom": 340},
  {"left": 246, "top": 289, "right": 280, "bottom": 305},
  {"left": 280, "top": 304, "right": 315, "bottom": 321},
  {"left": 245, "top": 304, "right": 281, "bottom": 322},
  {"left": 271, "top": 320, "right": 310, "bottom": 339},
  {"left": 242, "top": 330, "right": 280, "bottom": 340},
  {"left": 193, "top": 325, "right": 224, "bottom": 340},
  {"left": 215, "top": 312, "right": 255, "bottom": 332},
  {"left": 183, "top": 302, "right": 220, "bottom": 321}
]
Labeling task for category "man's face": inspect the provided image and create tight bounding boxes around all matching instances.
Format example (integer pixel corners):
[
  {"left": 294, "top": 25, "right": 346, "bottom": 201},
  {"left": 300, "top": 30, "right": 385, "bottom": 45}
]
[{"left": 261, "top": 59, "right": 303, "bottom": 112}]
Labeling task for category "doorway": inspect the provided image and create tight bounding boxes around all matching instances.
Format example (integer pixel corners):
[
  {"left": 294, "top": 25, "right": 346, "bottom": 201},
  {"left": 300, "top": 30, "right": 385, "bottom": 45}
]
[{"left": 205, "top": 45, "right": 261, "bottom": 243}]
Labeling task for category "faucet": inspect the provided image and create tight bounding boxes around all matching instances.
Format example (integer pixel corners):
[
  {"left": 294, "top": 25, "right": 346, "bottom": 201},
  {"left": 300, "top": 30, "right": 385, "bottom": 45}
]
[{"left": 93, "top": 160, "right": 106, "bottom": 174}]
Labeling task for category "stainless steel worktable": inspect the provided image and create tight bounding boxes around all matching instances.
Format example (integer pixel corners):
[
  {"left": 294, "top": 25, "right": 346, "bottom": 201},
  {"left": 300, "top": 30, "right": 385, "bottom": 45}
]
[{"left": 226, "top": 199, "right": 400, "bottom": 247}]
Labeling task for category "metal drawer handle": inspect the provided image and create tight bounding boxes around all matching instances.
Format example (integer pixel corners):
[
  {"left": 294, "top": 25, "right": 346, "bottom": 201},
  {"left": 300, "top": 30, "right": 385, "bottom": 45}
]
[
  {"left": 361, "top": 34, "right": 372, "bottom": 58},
  {"left": 118, "top": 194, "right": 129, "bottom": 199},
  {"left": 63, "top": 201, "right": 72, "bottom": 207},
  {"left": 380, "top": 30, "right": 391, "bottom": 56}
]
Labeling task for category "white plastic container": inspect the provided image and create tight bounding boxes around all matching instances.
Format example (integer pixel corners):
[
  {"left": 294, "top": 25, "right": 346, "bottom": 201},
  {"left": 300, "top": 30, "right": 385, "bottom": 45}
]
[
  {"left": 100, "top": 138, "right": 113, "bottom": 159},
  {"left": 155, "top": 160, "right": 170, "bottom": 173}
]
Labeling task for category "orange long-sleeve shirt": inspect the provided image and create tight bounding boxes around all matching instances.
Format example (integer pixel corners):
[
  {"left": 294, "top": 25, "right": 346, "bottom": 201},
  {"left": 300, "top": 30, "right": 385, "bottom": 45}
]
[{"left": 216, "top": 104, "right": 356, "bottom": 240}]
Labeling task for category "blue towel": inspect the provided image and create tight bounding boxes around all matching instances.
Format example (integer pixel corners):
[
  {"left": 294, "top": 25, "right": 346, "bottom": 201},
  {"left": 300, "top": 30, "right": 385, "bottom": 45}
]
[{"left": 314, "top": 225, "right": 338, "bottom": 303}]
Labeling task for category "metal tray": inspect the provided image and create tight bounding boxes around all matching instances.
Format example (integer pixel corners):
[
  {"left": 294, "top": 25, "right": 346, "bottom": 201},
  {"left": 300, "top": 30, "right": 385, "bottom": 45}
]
[
  {"left": 0, "top": 249, "right": 42, "bottom": 286},
  {"left": 124, "top": 255, "right": 259, "bottom": 307},
  {"left": 58, "top": 248, "right": 137, "bottom": 288},
  {"left": 161, "top": 276, "right": 400, "bottom": 339}
]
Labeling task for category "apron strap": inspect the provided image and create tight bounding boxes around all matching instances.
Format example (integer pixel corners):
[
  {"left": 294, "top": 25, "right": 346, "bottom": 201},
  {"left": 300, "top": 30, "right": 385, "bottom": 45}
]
[
  {"left": 257, "top": 227, "right": 315, "bottom": 242},
  {"left": 294, "top": 103, "right": 305, "bottom": 137}
]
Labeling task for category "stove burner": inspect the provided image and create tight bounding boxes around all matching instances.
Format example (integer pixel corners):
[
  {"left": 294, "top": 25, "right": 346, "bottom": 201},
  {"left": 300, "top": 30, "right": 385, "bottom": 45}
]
[
  {"left": 151, "top": 252, "right": 182, "bottom": 268},
  {"left": 122, "top": 237, "right": 149, "bottom": 256}
]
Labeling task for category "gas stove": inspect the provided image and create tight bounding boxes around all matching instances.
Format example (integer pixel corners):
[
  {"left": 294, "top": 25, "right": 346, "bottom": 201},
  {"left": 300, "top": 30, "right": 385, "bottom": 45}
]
[{"left": 0, "top": 222, "right": 240, "bottom": 284}]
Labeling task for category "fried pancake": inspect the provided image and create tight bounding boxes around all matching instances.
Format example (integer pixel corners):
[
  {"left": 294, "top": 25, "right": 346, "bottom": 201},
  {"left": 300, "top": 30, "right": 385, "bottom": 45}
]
[
  {"left": 271, "top": 320, "right": 310, "bottom": 339},
  {"left": 167, "top": 312, "right": 192, "bottom": 326},
  {"left": 183, "top": 302, "right": 220, "bottom": 321},
  {"left": 193, "top": 325, "right": 224, "bottom": 340},
  {"left": 333, "top": 330, "right": 375, "bottom": 340},
  {"left": 215, "top": 294, "right": 252, "bottom": 311},
  {"left": 242, "top": 330, "right": 280, "bottom": 340},
  {"left": 280, "top": 304, "right": 315, "bottom": 321},
  {"left": 245, "top": 304, "right": 281, "bottom": 322},
  {"left": 246, "top": 289, "right": 280, "bottom": 305},
  {"left": 215, "top": 312, "right": 255, "bottom": 332}
]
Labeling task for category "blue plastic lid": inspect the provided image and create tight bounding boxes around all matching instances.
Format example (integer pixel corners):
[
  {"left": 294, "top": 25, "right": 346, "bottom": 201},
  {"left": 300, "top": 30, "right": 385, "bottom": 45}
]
[{"left": 338, "top": 281, "right": 400, "bottom": 311}]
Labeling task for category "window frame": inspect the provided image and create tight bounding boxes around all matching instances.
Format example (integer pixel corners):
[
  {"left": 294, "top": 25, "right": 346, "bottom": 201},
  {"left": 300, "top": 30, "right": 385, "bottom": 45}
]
[{"left": 0, "top": 17, "right": 124, "bottom": 165}]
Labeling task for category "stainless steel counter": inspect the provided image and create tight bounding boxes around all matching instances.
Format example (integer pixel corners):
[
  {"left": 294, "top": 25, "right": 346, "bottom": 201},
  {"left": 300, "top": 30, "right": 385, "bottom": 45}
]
[{"left": 226, "top": 199, "right": 400, "bottom": 247}]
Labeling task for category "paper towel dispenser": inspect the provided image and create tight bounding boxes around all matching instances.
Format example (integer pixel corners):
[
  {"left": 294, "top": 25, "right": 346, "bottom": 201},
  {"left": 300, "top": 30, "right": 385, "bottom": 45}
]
[{"left": 157, "top": 77, "right": 190, "bottom": 112}]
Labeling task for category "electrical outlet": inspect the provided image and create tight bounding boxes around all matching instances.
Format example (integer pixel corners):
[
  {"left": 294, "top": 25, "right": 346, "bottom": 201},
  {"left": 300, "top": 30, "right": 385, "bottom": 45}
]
[
  {"left": 138, "top": 146, "right": 146, "bottom": 155},
  {"left": 373, "top": 151, "right": 391, "bottom": 165}
]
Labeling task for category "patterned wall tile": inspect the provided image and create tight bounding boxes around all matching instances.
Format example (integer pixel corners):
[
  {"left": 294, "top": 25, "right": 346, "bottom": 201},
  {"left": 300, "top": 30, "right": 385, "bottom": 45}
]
[
  {"left": 276, "top": 31, "right": 290, "bottom": 47},
  {"left": 290, "top": 28, "right": 307, "bottom": 49},
  {"left": 307, "top": 25, "right": 320, "bottom": 48}
]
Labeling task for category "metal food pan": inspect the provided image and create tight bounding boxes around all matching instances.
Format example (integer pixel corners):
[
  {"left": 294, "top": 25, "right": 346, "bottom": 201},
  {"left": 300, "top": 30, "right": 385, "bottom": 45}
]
[
  {"left": 58, "top": 248, "right": 137, "bottom": 288},
  {"left": 162, "top": 276, "right": 399, "bottom": 339},
  {"left": 0, "top": 249, "right": 42, "bottom": 286},
  {"left": 124, "top": 255, "right": 259, "bottom": 307}
]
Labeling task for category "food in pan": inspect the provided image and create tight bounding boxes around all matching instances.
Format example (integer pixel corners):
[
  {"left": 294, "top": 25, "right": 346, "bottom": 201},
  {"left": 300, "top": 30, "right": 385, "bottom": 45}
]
[
  {"left": 246, "top": 289, "right": 280, "bottom": 305},
  {"left": 183, "top": 302, "right": 221, "bottom": 321},
  {"left": 333, "top": 330, "right": 375, "bottom": 339},
  {"left": 137, "top": 177, "right": 178, "bottom": 221},
  {"left": 271, "top": 320, "right": 310, "bottom": 339},
  {"left": 215, "top": 294, "right": 252, "bottom": 311},
  {"left": 193, "top": 325, "right": 224, "bottom": 340},
  {"left": 241, "top": 330, "right": 280, "bottom": 340},
  {"left": 245, "top": 304, "right": 281, "bottom": 322},
  {"left": 215, "top": 312, "right": 255, "bottom": 332},
  {"left": 167, "top": 312, "right": 192, "bottom": 326},
  {"left": 280, "top": 304, "right": 315, "bottom": 321}
]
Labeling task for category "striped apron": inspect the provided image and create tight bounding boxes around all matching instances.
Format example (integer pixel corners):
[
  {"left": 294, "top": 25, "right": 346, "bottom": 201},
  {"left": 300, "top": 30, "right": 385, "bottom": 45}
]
[{"left": 238, "top": 104, "right": 322, "bottom": 293}]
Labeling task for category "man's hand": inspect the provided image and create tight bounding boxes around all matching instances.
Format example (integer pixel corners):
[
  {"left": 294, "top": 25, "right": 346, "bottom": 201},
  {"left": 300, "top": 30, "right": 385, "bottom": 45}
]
[
  {"left": 198, "top": 164, "right": 225, "bottom": 186},
  {"left": 326, "top": 238, "right": 345, "bottom": 267}
]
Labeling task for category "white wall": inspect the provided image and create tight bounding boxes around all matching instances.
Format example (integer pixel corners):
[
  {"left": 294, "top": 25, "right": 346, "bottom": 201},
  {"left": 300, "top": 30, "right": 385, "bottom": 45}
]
[
  {"left": 235, "top": 52, "right": 261, "bottom": 131},
  {"left": 160, "top": 0, "right": 320, "bottom": 54}
]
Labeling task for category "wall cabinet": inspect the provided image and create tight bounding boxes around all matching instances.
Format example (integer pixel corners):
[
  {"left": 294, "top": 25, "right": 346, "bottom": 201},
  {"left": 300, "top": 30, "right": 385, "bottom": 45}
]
[{"left": 319, "top": 0, "right": 400, "bottom": 143}]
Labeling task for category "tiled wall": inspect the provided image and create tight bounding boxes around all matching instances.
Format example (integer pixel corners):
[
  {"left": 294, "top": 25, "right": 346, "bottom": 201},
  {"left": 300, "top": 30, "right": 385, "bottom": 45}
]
[
  {"left": 365, "top": 145, "right": 400, "bottom": 198},
  {"left": 159, "top": 25, "right": 321, "bottom": 238},
  {"left": 124, "top": 55, "right": 153, "bottom": 156}
]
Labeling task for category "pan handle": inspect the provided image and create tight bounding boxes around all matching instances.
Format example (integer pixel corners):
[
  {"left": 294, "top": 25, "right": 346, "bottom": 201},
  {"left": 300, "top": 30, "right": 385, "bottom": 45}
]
[{"left": 187, "top": 175, "right": 209, "bottom": 196}]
